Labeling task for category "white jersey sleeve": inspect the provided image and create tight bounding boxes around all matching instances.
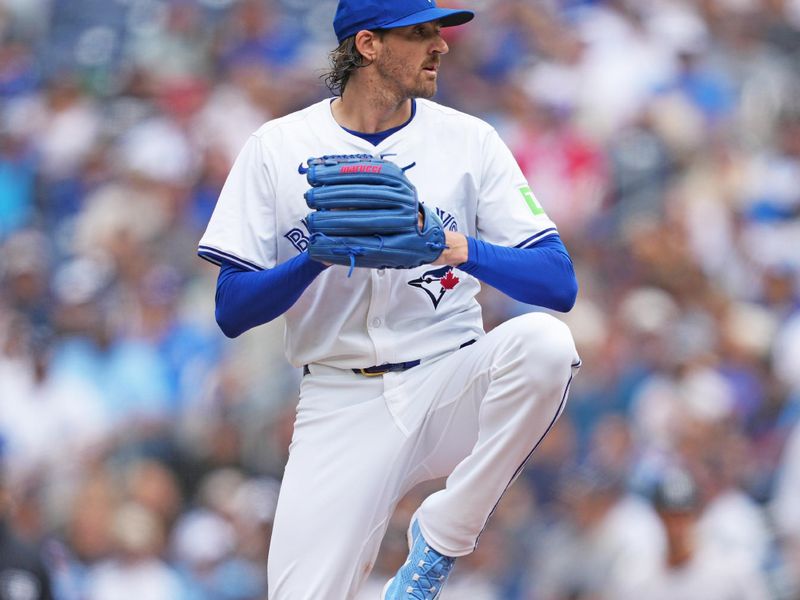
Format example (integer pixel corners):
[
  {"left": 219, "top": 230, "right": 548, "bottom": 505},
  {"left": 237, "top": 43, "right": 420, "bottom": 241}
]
[
  {"left": 198, "top": 133, "right": 277, "bottom": 271},
  {"left": 475, "top": 128, "right": 558, "bottom": 249}
]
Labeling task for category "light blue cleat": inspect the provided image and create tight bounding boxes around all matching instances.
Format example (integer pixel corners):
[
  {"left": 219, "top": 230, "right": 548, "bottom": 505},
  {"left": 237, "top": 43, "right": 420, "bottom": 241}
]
[{"left": 382, "top": 519, "right": 456, "bottom": 599}]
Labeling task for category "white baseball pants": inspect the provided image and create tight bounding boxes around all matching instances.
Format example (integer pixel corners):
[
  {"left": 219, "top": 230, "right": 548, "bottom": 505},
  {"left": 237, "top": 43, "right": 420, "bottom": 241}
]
[{"left": 267, "top": 312, "right": 580, "bottom": 599}]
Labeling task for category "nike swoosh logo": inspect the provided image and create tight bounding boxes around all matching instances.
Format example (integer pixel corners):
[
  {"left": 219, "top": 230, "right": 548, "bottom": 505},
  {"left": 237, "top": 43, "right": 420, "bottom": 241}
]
[{"left": 379, "top": 153, "right": 415, "bottom": 171}]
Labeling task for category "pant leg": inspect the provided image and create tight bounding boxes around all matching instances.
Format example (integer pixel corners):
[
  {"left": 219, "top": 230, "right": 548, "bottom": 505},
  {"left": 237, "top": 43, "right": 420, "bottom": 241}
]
[
  {"left": 396, "top": 312, "right": 580, "bottom": 557},
  {"left": 267, "top": 372, "right": 416, "bottom": 600}
]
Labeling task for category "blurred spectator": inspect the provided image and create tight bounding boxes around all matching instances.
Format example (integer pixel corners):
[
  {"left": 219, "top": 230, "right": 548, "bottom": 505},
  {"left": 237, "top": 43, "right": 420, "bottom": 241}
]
[
  {"left": 530, "top": 464, "right": 665, "bottom": 599},
  {"left": 126, "top": 1, "right": 214, "bottom": 82},
  {"left": 5, "top": 75, "right": 100, "bottom": 182},
  {"left": 46, "top": 263, "right": 174, "bottom": 448},
  {"left": 0, "top": 465, "right": 54, "bottom": 599},
  {"left": 218, "top": 0, "right": 305, "bottom": 72},
  {"left": 1, "top": 230, "right": 51, "bottom": 326},
  {"left": 46, "top": 471, "right": 116, "bottom": 600},
  {"left": 0, "top": 131, "right": 35, "bottom": 240},
  {"left": 774, "top": 310, "right": 800, "bottom": 396},
  {"left": 673, "top": 418, "right": 773, "bottom": 572},
  {"left": 621, "top": 467, "right": 771, "bottom": 599},
  {"left": 83, "top": 502, "right": 185, "bottom": 600},
  {"left": 507, "top": 88, "right": 608, "bottom": 237},
  {"left": 773, "top": 419, "right": 800, "bottom": 595},
  {"left": 0, "top": 318, "right": 108, "bottom": 493},
  {"left": 169, "top": 469, "right": 269, "bottom": 598},
  {"left": 170, "top": 508, "right": 264, "bottom": 600},
  {"left": 124, "top": 460, "right": 184, "bottom": 531}
]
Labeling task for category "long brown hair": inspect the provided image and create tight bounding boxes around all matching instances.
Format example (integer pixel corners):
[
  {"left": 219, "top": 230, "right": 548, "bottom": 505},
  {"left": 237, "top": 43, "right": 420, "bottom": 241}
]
[{"left": 322, "top": 31, "right": 385, "bottom": 96}]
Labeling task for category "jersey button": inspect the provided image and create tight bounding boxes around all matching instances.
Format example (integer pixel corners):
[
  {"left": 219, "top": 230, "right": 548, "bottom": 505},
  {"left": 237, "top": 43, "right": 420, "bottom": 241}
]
[
  {"left": 371, "top": 318, "right": 382, "bottom": 328},
  {"left": 377, "top": 269, "right": 385, "bottom": 277}
]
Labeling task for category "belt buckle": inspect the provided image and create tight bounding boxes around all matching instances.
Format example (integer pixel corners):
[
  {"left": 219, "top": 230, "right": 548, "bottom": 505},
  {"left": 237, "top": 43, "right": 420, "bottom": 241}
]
[{"left": 358, "top": 368, "right": 387, "bottom": 377}]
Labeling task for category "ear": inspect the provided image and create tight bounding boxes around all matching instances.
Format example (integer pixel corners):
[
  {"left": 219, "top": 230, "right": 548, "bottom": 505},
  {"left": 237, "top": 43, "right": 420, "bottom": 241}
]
[{"left": 354, "top": 30, "right": 382, "bottom": 63}]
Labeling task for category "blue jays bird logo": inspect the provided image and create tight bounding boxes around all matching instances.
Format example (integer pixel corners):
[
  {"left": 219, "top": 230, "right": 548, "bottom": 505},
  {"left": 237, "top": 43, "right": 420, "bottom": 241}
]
[{"left": 408, "top": 266, "right": 460, "bottom": 309}]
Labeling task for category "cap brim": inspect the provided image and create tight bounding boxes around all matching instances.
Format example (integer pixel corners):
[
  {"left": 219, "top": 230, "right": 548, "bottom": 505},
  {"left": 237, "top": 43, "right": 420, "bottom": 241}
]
[{"left": 380, "top": 8, "right": 474, "bottom": 31}]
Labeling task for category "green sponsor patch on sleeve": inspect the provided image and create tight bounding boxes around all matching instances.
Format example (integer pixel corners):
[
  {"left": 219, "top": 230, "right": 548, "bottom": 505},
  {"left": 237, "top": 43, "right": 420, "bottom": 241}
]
[{"left": 519, "top": 185, "right": 546, "bottom": 216}]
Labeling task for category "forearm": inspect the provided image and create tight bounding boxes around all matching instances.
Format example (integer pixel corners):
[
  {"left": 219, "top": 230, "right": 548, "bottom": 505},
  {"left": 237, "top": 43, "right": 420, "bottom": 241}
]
[
  {"left": 215, "top": 253, "right": 327, "bottom": 338},
  {"left": 451, "top": 234, "right": 578, "bottom": 312}
]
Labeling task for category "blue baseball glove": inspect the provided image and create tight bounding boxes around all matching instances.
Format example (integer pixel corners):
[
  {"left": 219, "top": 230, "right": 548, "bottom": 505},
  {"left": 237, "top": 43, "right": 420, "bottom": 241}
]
[{"left": 303, "top": 155, "right": 446, "bottom": 274}]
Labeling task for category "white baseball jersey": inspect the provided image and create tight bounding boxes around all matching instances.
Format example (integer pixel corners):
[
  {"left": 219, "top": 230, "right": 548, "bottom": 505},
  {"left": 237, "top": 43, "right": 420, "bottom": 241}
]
[{"left": 198, "top": 98, "right": 558, "bottom": 368}]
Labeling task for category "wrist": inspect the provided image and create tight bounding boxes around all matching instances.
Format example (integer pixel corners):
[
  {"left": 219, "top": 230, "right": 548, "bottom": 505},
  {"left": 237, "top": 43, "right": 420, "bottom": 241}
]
[{"left": 437, "top": 231, "right": 469, "bottom": 266}]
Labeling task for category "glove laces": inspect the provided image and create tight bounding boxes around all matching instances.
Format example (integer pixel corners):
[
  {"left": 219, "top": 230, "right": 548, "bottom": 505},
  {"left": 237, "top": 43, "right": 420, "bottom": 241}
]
[
  {"left": 330, "top": 246, "right": 365, "bottom": 277},
  {"left": 310, "top": 232, "right": 367, "bottom": 277}
]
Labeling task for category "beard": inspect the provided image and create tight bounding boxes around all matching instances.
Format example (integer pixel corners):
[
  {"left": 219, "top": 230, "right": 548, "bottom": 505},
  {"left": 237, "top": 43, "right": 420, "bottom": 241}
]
[{"left": 374, "top": 46, "right": 438, "bottom": 100}]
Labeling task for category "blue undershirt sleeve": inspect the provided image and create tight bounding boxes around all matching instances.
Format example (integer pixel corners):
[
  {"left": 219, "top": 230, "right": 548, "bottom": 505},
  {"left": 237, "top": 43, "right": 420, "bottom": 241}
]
[
  {"left": 214, "top": 253, "right": 327, "bottom": 338},
  {"left": 458, "top": 234, "right": 577, "bottom": 312},
  {"left": 215, "top": 235, "right": 575, "bottom": 338}
]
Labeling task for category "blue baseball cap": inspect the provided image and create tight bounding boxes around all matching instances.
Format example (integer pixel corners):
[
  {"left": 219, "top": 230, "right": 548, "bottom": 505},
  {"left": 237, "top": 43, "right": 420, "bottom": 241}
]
[{"left": 334, "top": 0, "right": 475, "bottom": 43}]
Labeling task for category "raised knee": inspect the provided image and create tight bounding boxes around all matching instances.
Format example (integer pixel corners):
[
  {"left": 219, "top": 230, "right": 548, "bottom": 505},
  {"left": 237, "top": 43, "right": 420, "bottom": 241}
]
[{"left": 506, "top": 313, "right": 578, "bottom": 371}]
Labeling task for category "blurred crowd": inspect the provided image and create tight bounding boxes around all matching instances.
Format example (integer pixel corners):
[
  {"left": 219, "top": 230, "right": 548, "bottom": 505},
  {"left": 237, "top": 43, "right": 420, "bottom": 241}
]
[{"left": 0, "top": 0, "right": 799, "bottom": 598}]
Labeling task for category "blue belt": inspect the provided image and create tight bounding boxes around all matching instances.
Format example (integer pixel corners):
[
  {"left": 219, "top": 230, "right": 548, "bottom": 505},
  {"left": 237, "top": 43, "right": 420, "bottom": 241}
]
[
  {"left": 354, "top": 359, "right": 422, "bottom": 377},
  {"left": 303, "top": 339, "right": 477, "bottom": 377}
]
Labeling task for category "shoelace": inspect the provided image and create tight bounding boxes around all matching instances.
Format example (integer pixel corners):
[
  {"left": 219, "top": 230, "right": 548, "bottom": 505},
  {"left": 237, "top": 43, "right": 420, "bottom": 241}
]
[{"left": 405, "top": 547, "right": 455, "bottom": 599}]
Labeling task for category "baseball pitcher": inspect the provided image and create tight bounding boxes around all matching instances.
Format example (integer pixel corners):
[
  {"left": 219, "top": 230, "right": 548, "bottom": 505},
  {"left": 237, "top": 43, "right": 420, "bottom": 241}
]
[{"left": 198, "top": 1, "right": 581, "bottom": 598}]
